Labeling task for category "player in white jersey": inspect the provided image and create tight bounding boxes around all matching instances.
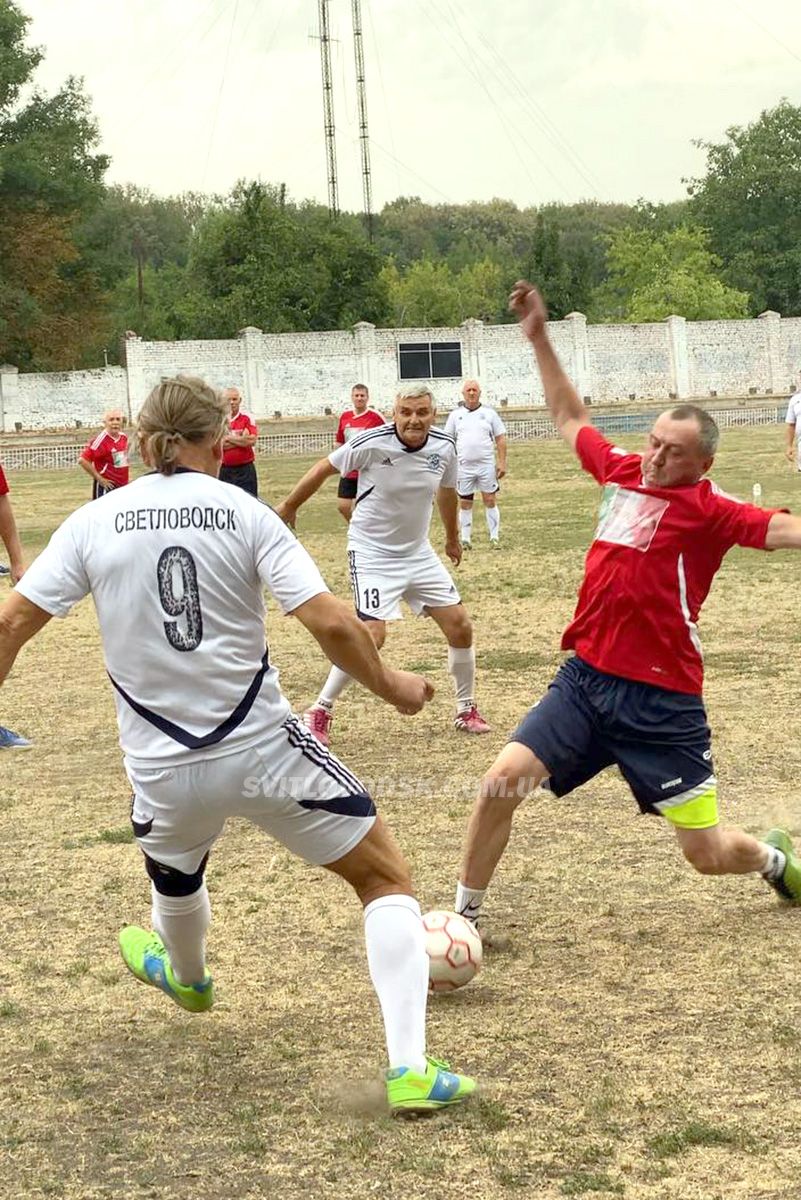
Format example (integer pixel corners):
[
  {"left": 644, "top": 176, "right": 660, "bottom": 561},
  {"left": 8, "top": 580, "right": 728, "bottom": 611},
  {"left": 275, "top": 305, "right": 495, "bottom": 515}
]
[
  {"left": 444, "top": 380, "right": 507, "bottom": 549},
  {"left": 0, "top": 375, "right": 475, "bottom": 1115},
  {"left": 785, "top": 376, "right": 801, "bottom": 471},
  {"left": 277, "top": 384, "right": 492, "bottom": 743}
]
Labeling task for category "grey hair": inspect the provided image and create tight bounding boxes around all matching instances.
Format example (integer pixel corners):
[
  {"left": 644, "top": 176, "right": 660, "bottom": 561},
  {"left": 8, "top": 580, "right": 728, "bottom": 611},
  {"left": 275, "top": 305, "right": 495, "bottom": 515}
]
[
  {"left": 396, "top": 383, "right": 436, "bottom": 408},
  {"left": 668, "top": 404, "right": 719, "bottom": 458}
]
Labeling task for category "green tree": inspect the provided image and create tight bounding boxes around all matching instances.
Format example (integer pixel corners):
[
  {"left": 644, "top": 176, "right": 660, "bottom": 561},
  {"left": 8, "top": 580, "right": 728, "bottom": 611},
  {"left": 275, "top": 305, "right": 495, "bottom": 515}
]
[
  {"left": 380, "top": 259, "right": 461, "bottom": 326},
  {"left": 591, "top": 225, "right": 749, "bottom": 323},
  {"left": 129, "top": 182, "right": 391, "bottom": 340},
  {"left": 77, "top": 185, "right": 204, "bottom": 292},
  {"left": 454, "top": 258, "right": 504, "bottom": 323},
  {"left": 688, "top": 100, "right": 801, "bottom": 315},
  {"left": 0, "top": 0, "right": 109, "bottom": 369}
]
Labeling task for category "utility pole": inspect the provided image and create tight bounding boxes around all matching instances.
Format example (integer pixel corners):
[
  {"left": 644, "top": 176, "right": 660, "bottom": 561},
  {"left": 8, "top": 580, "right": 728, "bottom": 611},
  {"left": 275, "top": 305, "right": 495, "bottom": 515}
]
[
  {"left": 317, "top": 0, "right": 339, "bottom": 218},
  {"left": 351, "top": 0, "right": 373, "bottom": 240}
]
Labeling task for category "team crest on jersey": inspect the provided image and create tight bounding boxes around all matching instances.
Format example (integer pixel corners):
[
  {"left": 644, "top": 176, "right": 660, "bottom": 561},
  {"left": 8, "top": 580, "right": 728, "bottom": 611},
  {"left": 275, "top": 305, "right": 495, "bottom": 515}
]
[
  {"left": 594, "top": 484, "right": 668, "bottom": 552},
  {"left": 426, "top": 452, "right": 443, "bottom": 473}
]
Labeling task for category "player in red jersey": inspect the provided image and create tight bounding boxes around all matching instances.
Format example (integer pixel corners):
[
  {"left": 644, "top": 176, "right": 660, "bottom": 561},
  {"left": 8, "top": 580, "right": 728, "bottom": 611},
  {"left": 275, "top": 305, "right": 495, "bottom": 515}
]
[
  {"left": 79, "top": 409, "right": 130, "bottom": 499},
  {"left": 454, "top": 281, "right": 801, "bottom": 925},
  {"left": 334, "top": 384, "right": 385, "bottom": 522},
  {"left": 0, "top": 461, "right": 30, "bottom": 747},
  {"left": 220, "top": 387, "right": 258, "bottom": 497},
  {"left": 0, "top": 462, "right": 24, "bottom": 585}
]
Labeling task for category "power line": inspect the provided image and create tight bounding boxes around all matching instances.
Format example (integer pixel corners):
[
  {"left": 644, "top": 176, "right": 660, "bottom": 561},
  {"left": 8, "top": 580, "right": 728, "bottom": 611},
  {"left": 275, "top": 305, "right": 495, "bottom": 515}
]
[
  {"left": 363, "top": 0, "right": 401, "bottom": 201},
  {"left": 370, "top": 138, "right": 454, "bottom": 203},
  {"left": 727, "top": 0, "right": 801, "bottom": 67},
  {"left": 202, "top": 0, "right": 241, "bottom": 189},
  {"left": 440, "top": 0, "right": 602, "bottom": 197},
  {"left": 419, "top": 0, "right": 570, "bottom": 199}
]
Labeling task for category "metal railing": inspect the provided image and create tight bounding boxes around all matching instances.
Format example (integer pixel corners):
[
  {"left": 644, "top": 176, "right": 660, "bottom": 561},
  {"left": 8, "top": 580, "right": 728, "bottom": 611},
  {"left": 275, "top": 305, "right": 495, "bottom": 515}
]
[{"left": 0, "top": 405, "right": 786, "bottom": 472}]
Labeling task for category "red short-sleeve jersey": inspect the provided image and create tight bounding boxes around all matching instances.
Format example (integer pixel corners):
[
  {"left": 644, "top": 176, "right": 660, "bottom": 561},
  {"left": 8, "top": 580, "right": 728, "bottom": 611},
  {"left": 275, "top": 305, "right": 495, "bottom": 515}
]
[
  {"left": 81, "top": 431, "right": 130, "bottom": 489},
  {"left": 563, "top": 425, "right": 781, "bottom": 694},
  {"left": 0, "top": 463, "right": 8, "bottom": 495},
  {"left": 222, "top": 410, "right": 258, "bottom": 467},
  {"left": 335, "top": 409, "right": 386, "bottom": 479}
]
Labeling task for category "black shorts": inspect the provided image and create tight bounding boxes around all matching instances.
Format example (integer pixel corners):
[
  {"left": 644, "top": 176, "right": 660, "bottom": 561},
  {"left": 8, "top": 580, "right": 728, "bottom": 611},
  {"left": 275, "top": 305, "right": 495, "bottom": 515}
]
[
  {"left": 337, "top": 476, "right": 358, "bottom": 500},
  {"left": 219, "top": 462, "right": 258, "bottom": 497},
  {"left": 92, "top": 479, "right": 115, "bottom": 500},
  {"left": 511, "top": 656, "right": 716, "bottom": 823}
]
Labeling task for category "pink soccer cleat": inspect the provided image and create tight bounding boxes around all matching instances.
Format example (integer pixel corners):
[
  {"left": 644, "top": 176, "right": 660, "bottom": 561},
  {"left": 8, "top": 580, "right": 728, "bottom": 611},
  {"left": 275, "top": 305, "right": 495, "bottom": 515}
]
[
  {"left": 453, "top": 705, "right": 492, "bottom": 735},
  {"left": 301, "top": 704, "right": 333, "bottom": 746}
]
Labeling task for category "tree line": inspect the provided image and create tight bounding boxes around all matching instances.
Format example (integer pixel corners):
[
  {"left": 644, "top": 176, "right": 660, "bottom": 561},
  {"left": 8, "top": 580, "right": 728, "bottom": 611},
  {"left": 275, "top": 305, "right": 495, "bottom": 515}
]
[{"left": 2, "top": 0, "right": 801, "bottom": 372}]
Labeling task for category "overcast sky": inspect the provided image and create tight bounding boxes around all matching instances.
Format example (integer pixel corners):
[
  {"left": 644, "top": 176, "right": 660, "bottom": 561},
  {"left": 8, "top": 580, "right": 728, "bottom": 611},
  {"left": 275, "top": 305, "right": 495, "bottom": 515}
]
[{"left": 19, "top": 0, "right": 801, "bottom": 212}]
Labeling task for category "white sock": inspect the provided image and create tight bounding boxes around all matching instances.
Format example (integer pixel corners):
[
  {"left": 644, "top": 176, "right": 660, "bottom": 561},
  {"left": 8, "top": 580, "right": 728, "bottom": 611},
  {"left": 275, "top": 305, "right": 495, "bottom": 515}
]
[
  {"left": 486, "top": 506, "right": 500, "bottom": 540},
  {"left": 151, "top": 883, "right": 211, "bottom": 985},
  {"left": 363, "top": 894, "right": 427, "bottom": 1071},
  {"left": 448, "top": 645, "right": 475, "bottom": 712},
  {"left": 459, "top": 510, "right": 473, "bottom": 542},
  {"left": 760, "top": 844, "right": 787, "bottom": 880},
  {"left": 318, "top": 666, "right": 353, "bottom": 708},
  {"left": 455, "top": 882, "right": 485, "bottom": 924}
]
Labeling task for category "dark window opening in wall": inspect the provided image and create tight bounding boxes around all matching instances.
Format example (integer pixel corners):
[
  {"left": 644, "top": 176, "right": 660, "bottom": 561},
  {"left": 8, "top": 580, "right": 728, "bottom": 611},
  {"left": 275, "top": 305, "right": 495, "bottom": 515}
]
[{"left": 398, "top": 341, "right": 462, "bottom": 380}]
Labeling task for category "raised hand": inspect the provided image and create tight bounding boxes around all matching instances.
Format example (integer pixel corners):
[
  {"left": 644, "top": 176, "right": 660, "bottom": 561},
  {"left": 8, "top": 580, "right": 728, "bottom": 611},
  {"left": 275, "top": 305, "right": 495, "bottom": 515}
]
[{"left": 509, "top": 280, "right": 548, "bottom": 341}]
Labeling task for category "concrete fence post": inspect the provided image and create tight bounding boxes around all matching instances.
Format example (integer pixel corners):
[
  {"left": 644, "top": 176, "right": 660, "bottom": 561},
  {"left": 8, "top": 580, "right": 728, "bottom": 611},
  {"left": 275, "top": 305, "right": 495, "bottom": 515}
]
[
  {"left": 564, "top": 312, "right": 592, "bottom": 401},
  {"left": 757, "top": 310, "right": 782, "bottom": 394},
  {"left": 353, "top": 321, "right": 377, "bottom": 389},
  {"left": 237, "top": 326, "right": 265, "bottom": 417},
  {"left": 460, "top": 318, "right": 485, "bottom": 381},
  {"left": 666, "top": 315, "right": 690, "bottom": 399},
  {"left": 0, "top": 365, "right": 21, "bottom": 432}
]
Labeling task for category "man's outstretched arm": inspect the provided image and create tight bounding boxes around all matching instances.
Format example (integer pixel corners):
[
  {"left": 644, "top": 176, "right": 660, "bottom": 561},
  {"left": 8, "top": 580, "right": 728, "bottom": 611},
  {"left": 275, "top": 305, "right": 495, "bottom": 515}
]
[
  {"left": 509, "top": 280, "right": 591, "bottom": 454},
  {"left": 275, "top": 457, "right": 339, "bottom": 527},
  {"left": 765, "top": 513, "right": 801, "bottom": 549},
  {"left": 291, "top": 592, "right": 433, "bottom": 716}
]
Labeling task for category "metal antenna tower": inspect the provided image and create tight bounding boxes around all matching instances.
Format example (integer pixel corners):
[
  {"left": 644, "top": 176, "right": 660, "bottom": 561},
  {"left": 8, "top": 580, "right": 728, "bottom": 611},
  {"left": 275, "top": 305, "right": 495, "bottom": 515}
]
[
  {"left": 351, "top": 0, "right": 373, "bottom": 240},
  {"left": 317, "top": 0, "right": 339, "bottom": 218}
]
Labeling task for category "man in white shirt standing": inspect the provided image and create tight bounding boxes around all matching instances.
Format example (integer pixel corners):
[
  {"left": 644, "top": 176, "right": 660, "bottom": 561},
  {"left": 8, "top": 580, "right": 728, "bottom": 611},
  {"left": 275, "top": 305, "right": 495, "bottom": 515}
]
[
  {"left": 784, "top": 375, "right": 801, "bottom": 471},
  {"left": 444, "top": 380, "right": 507, "bottom": 549},
  {"left": 277, "top": 384, "right": 492, "bottom": 744}
]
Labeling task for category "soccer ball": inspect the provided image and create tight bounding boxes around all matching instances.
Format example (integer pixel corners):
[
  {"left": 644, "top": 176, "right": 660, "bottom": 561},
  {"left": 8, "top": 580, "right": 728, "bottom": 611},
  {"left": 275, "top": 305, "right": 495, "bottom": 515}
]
[{"left": 422, "top": 910, "right": 483, "bottom": 993}]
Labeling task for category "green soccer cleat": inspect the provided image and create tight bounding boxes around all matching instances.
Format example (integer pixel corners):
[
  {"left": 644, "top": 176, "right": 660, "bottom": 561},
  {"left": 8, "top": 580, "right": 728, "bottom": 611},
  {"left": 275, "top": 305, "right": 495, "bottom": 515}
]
[
  {"left": 763, "top": 829, "right": 801, "bottom": 903},
  {"left": 386, "top": 1056, "right": 476, "bottom": 1115},
  {"left": 118, "top": 926, "right": 214, "bottom": 1013}
]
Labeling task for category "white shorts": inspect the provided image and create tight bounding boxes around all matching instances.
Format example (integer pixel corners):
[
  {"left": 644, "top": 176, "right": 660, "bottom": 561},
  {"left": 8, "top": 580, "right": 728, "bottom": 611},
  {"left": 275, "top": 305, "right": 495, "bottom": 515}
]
[
  {"left": 347, "top": 543, "right": 460, "bottom": 621},
  {"left": 457, "top": 465, "right": 499, "bottom": 497},
  {"left": 125, "top": 714, "right": 375, "bottom": 875}
]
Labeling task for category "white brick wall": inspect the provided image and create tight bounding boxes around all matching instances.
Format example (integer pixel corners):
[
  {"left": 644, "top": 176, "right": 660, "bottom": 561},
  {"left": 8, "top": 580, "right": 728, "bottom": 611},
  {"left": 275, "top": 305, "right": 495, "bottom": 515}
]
[
  {"left": 0, "top": 367, "right": 128, "bottom": 431},
  {"left": 3, "top": 313, "right": 801, "bottom": 431}
]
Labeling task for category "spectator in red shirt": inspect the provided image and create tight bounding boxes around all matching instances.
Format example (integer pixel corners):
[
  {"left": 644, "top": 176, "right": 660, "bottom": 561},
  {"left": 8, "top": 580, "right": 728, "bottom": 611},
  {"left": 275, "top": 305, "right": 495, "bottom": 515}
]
[
  {"left": 0, "top": 461, "right": 30, "bottom": 748},
  {"left": 220, "top": 387, "right": 258, "bottom": 497},
  {"left": 0, "top": 463, "right": 24, "bottom": 585},
  {"left": 454, "top": 280, "right": 801, "bottom": 927},
  {"left": 79, "top": 409, "right": 130, "bottom": 499},
  {"left": 334, "top": 383, "right": 385, "bottom": 522}
]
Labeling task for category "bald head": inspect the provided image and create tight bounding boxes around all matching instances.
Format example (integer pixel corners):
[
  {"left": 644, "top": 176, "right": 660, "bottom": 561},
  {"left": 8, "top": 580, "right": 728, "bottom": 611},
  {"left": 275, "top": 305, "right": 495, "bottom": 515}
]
[
  {"left": 103, "top": 409, "right": 124, "bottom": 434},
  {"left": 223, "top": 387, "right": 242, "bottom": 417},
  {"left": 462, "top": 380, "right": 481, "bottom": 410}
]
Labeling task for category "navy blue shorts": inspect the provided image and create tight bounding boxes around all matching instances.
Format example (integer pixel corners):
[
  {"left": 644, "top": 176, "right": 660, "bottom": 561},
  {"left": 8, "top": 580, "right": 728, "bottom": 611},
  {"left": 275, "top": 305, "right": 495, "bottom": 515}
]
[{"left": 511, "top": 656, "right": 714, "bottom": 818}]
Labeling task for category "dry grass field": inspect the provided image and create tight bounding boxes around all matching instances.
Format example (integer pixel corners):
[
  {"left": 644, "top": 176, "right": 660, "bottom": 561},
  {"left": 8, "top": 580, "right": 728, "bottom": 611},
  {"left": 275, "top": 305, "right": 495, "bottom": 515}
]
[{"left": 2, "top": 426, "right": 801, "bottom": 1200}]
